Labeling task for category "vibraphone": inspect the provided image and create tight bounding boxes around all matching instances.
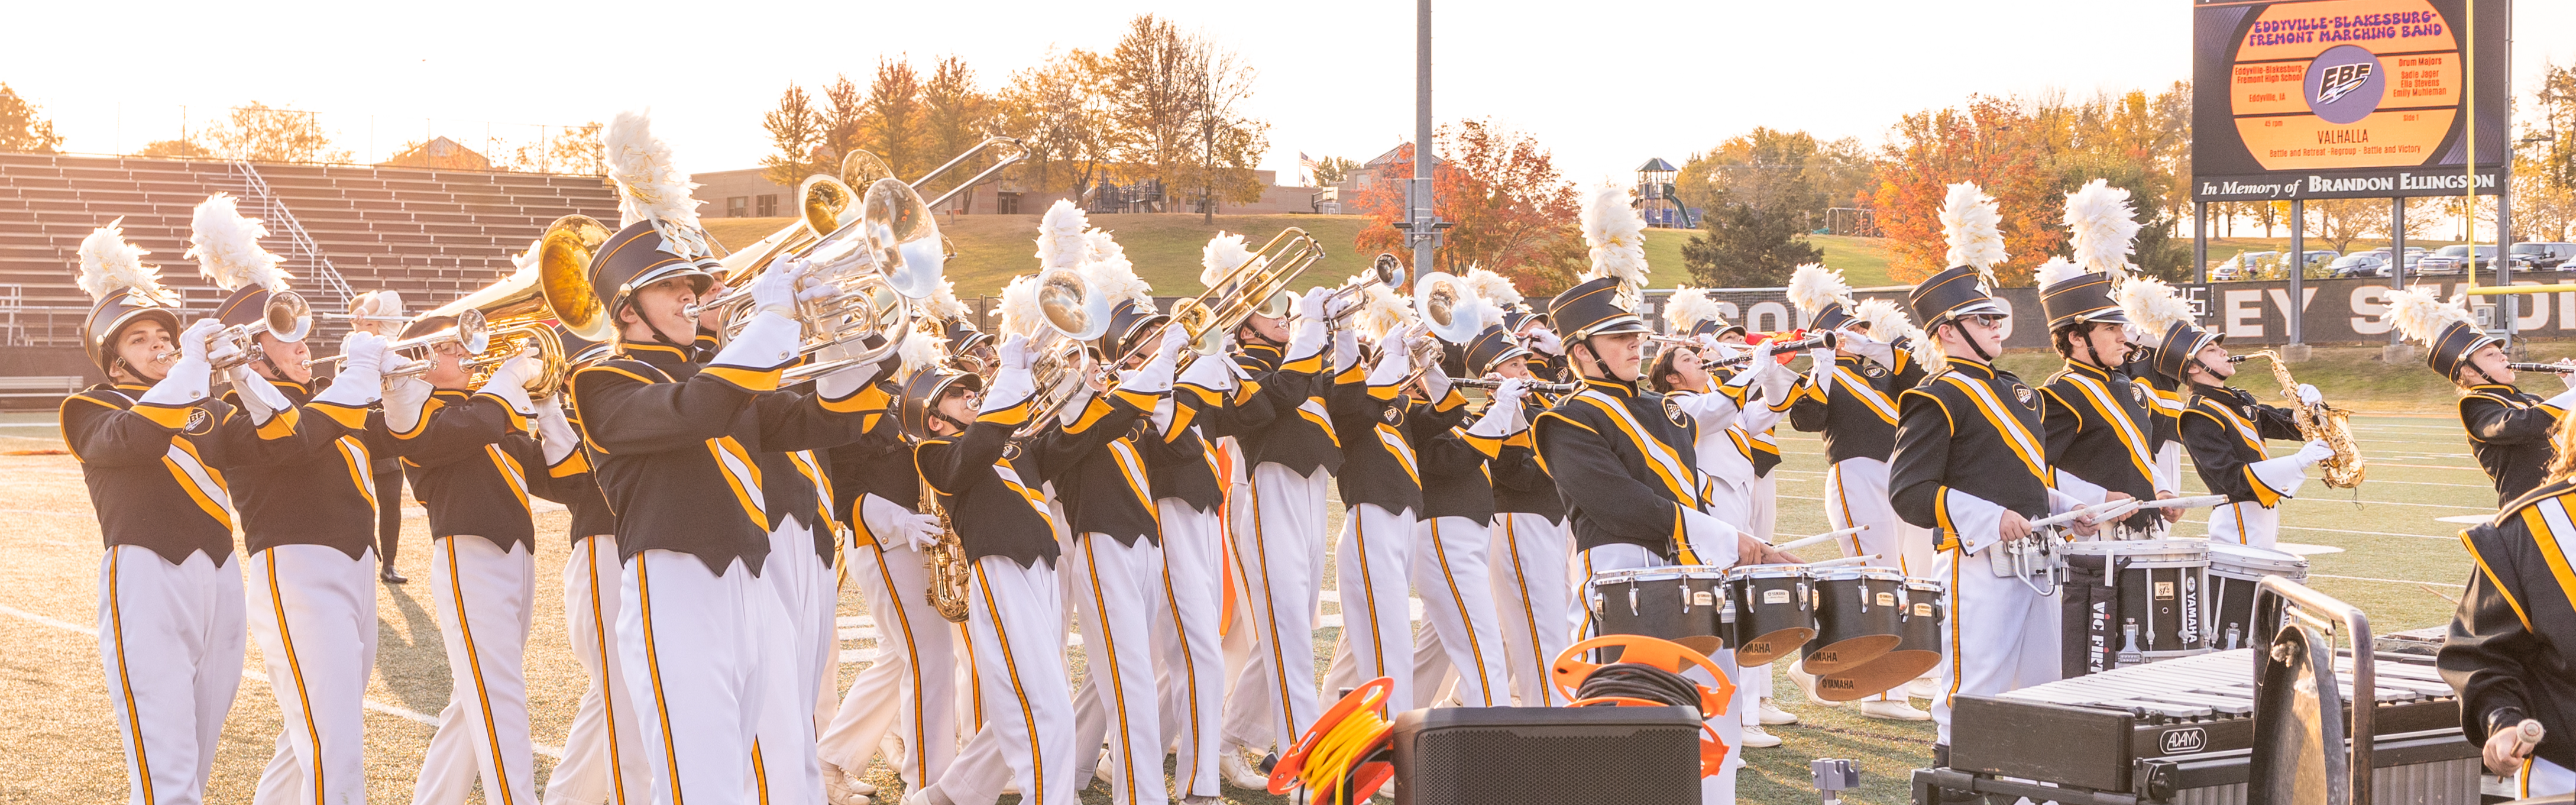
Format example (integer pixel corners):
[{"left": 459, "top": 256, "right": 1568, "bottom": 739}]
[{"left": 1923, "top": 648, "right": 2478, "bottom": 805}]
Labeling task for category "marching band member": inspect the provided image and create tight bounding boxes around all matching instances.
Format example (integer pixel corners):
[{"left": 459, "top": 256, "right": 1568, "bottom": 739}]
[
  {"left": 1538, "top": 188, "right": 1792, "bottom": 805},
  {"left": 2114, "top": 277, "right": 2193, "bottom": 508},
  {"left": 2390, "top": 287, "right": 2576, "bottom": 505},
  {"left": 192, "top": 193, "right": 397, "bottom": 805},
  {"left": 1215, "top": 271, "right": 1344, "bottom": 785},
  {"left": 1650, "top": 290, "right": 1803, "bottom": 741},
  {"left": 567, "top": 111, "right": 878, "bottom": 804},
  {"left": 1319, "top": 279, "right": 1452, "bottom": 715},
  {"left": 2031, "top": 183, "right": 2161, "bottom": 535},
  {"left": 1459, "top": 271, "right": 1578, "bottom": 708},
  {"left": 1784, "top": 265, "right": 1933, "bottom": 721},
  {"left": 2442, "top": 422, "right": 2576, "bottom": 797},
  {"left": 1890, "top": 183, "right": 2096, "bottom": 778},
  {"left": 1404, "top": 297, "right": 1510, "bottom": 710},
  {"left": 349, "top": 290, "right": 412, "bottom": 584},
  {"left": 64, "top": 220, "right": 261, "bottom": 805},
  {"left": 2151, "top": 304, "right": 2331, "bottom": 550},
  {"left": 541, "top": 326, "right": 652, "bottom": 805},
  {"left": 384, "top": 316, "right": 584, "bottom": 805},
  {"left": 817, "top": 288, "right": 974, "bottom": 803}
]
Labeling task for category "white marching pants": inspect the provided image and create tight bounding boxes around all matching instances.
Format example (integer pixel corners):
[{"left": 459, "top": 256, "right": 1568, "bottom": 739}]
[
  {"left": 547, "top": 535, "right": 649, "bottom": 805},
  {"left": 1824, "top": 457, "right": 1934, "bottom": 577},
  {"left": 248, "top": 545, "right": 379, "bottom": 805},
  {"left": 1409, "top": 515, "right": 1507, "bottom": 708},
  {"left": 1931, "top": 545, "right": 2062, "bottom": 745},
  {"left": 1748, "top": 474, "right": 1778, "bottom": 541},
  {"left": 98, "top": 546, "right": 244, "bottom": 805},
  {"left": 414, "top": 536, "right": 538, "bottom": 805},
  {"left": 1328, "top": 503, "right": 1418, "bottom": 713},
  {"left": 1070, "top": 534, "right": 1172, "bottom": 805},
  {"left": 817, "top": 516, "right": 957, "bottom": 790},
  {"left": 617, "top": 549, "right": 791, "bottom": 805},
  {"left": 2206, "top": 501, "right": 2281, "bottom": 549},
  {"left": 1219, "top": 464, "right": 1329, "bottom": 751},
  {"left": 1487, "top": 513, "right": 1575, "bottom": 706},
  {"left": 1579, "top": 544, "right": 1742, "bottom": 805},
  {"left": 753, "top": 522, "right": 833, "bottom": 805},
  {"left": 934, "top": 556, "right": 1075, "bottom": 805},
  {"left": 1151, "top": 500, "right": 1228, "bottom": 798}
]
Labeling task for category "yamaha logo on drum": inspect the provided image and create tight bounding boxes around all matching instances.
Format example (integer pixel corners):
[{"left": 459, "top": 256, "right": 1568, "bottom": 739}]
[{"left": 2158, "top": 727, "right": 2208, "bottom": 755}]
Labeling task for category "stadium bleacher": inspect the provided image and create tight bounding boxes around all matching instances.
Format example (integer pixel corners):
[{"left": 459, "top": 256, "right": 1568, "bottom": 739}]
[{"left": 0, "top": 153, "right": 619, "bottom": 354}]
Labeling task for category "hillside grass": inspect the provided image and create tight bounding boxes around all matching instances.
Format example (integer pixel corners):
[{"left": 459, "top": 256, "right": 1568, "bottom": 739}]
[{"left": 1637, "top": 229, "right": 1894, "bottom": 289}]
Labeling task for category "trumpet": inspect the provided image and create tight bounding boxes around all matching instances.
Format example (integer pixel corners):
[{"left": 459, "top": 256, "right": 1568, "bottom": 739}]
[
  {"left": 1324, "top": 253, "right": 1409, "bottom": 326},
  {"left": 206, "top": 290, "right": 315, "bottom": 371},
  {"left": 1450, "top": 377, "right": 1579, "bottom": 393},
  {"left": 2507, "top": 362, "right": 2575, "bottom": 374},
  {"left": 308, "top": 308, "right": 492, "bottom": 376}
]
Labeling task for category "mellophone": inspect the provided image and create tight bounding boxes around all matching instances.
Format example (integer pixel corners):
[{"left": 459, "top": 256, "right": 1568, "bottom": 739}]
[{"left": 1585, "top": 553, "right": 1947, "bottom": 702}]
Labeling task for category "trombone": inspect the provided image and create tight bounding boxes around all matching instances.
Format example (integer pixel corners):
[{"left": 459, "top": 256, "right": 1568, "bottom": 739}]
[{"left": 1116, "top": 228, "right": 1326, "bottom": 366}]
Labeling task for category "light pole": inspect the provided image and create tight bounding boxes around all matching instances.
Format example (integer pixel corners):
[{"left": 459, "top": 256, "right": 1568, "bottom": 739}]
[{"left": 1406, "top": 0, "right": 1446, "bottom": 277}]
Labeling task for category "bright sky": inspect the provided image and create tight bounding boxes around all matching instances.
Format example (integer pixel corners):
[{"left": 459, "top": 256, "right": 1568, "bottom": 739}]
[{"left": 4, "top": 1, "right": 2571, "bottom": 190}]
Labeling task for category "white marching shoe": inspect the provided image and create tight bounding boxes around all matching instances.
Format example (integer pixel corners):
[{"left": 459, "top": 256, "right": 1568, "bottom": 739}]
[
  {"left": 1219, "top": 746, "right": 1271, "bottom": 790},
  {"left": 1857, "top": 699, "right": 1932, "bottom": 721},
  {"left": 1787, "top": 661, "right": 1842, "bottom": 707},
  {"left": 1756, "top": 696, "right": 1799, "bottom": 725},
  {"left": 1739, "top": 725, "right": 1784, "bottom": 748}
]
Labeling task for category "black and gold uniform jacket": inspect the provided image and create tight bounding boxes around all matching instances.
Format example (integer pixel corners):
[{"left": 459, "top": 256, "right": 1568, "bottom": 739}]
[
  {"left": 918, "top": 392, "right": 1138, "bottom": 566},
  {"left": 1148, "top": 374, "right": 1274, "bottom": 514},
  {"left": 2460, "top": 383, "right": 2564, "bottom": 506},
  {"left": 2441, "top": 478, "right": 2576, "bottom": 771},
  {"left": 569, "top": 344, "right": 874, "bottom": 576},
  {"left": 62, "top": 383, "right": 268, "bottom": 565},
  {"left": 1890, "top": 358, "right": 2054, "bottom": 552},
  {"left": 221, "top": 377, "right": 395, "bottom": 558},
  {"left": 1229, "top": 342, "right": 1343, "bottom": 477},
  {"left": 2039, "top": 361, "right": 2161, "bottom": 528},
  {"left": 1492, "top": 389, "right": 1565, "bottom": 524},
  {"left": 556, "top": 396, "right": 617, "bottom": 540},
  {"left": 1419, "top": 399, "right": 1506, "bottom": 525},
  {"left": 1330, "top": 361, "right": 1471, "bottom": 519},
  {"left": 1788, "top": 352, "right": 1924, "bottom": 464},
  {"left": 2180, "top": 384, "right": 2305, "bottom": 508},
  {"left": 826, "top": 379, "right": 915, "bottom": 547},
  {"left": 1051, "top": 386, "right": 1170, "bottom": 547},
  {"left": 394, "top": 389, "right": 588, "bottom": 553},
  {"left": 1533, "top": 377, "right": 1706, "bottom": 560},
  {"left": 2124, "top": 349, "right": 2186, "bottom": 458}
]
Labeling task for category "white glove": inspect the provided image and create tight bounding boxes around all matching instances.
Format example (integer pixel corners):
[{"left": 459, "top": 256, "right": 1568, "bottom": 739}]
[
  {"left": 2558, "top": 363, "right": 2576, "bottom": 391},
  {"left": 479, "top": 349, "right": 542, "bottom": 415},
  {"left": 1849, "top": 334, "right": 1897, "bottom": 372},
  {"left": 1128, "top": 325, "right": 1185, "bottom": 395},
  {"left": 993, "top": 333, "right": 1033, "bottom": 372},
  {"left": 1467, "top": 378, "right": 1526, "bottom": 438},
  {"left": 1490, "top": 376, "right": 1529, "bottom": 409},
  {"left": 534, "top": 395, "right": 580, "bottom": 465},
  {"left": 1528, "top": 328, "right": 1562, "bottom": 357},
  {"left": 1295, "top": 286, "right": 1327, "bottom": 322},
  {"left": 2293, "top": 438, "right": 2335, "bottom": 467},
  {"left": 140, "top": 319, "right": 225, "bottom": 406},
  {"left": 1367, "top": 338, "right": 1411, "bottom": 387},
  {"left": 1420, "top": 348, "right": 1452, "bottom": 399},
  {"left": 1756, "top": 361, "right": 1794, "bottom": 405},
  {"left": 226, "top": 364, "right": 293, "bottom": 421},
  {"left": 750, "top": 254, "right": 804, "bottom": 318},
  {"left": 2296, "top": 383, "right": 2322, "bottom": 406},
  {"left": 200, "top": 326, "right": 244, "bottom": 371},
  {"left": 1698, "top": 335, "right": 1743, "bottom": 364},
  {"left": 1177, "top": 347, "right": 1235, "bottom": 392},
  {"left": 1322, "top": 287, "right": 1360, "bottom": 321},
  {"left": 1333, "top": 328, "right": 1360, "bottom": 371},
  {"left": 381, "top": 376, "right": 435, "bottom": 434},
  {"left": 1808, "top": 347, "right": 1835, "bottom": 371},
  {"left": 865, "top": 494, "right": 944, "bottom": 552},
  {"left": 312, "top": 332, "right": 385, "bottom": 408}
]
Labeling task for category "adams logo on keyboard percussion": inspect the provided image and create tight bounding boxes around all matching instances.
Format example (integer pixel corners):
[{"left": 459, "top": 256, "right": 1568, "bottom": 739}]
[{"left": 2158, "top": 727, "right": 2208, "bottom": 754}]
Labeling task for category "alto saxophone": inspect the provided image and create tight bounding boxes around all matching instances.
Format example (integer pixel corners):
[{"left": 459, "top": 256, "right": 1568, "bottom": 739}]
[
  {"left": 2235, "top": 350, "right": 2366, "bottom": 489},
  {"left": 920, "top": 477, "right": 972, "bottom": 623}
]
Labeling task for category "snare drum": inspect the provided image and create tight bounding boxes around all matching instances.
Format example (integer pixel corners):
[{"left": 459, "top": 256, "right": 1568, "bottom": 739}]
[
  {"left": 1586, "top": 566, "right": 1734, "bottom": 659},
  {"left": 1725, "top": 564, "right": 1814, "bottom": 666},
  {"left": 2205, "top": 542, "right": 2309, "bottom": 651},
  {"left": 2062, "top": 539, "right": 2208, "bottom": 664},
  {"left": 1801, "top": 566, "right": 1907, "bottom": 675},
  {"left": 1818, "top": 578, "right": 1946, "bottom": 702}
]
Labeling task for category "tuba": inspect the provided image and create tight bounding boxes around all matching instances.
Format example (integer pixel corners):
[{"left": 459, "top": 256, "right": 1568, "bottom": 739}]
[
  {"left": 2235, "top": 350, "right": 2366, "bottom": 489},
  {"left": 684, "top": 176, "right": 948, "bottom": 382}
]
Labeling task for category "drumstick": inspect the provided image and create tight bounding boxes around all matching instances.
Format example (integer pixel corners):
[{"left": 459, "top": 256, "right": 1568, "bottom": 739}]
[
  {"left": 2132, "top": 494, "right": 2229, "bottom": 510},
  {"left": 1806, "top": 555, "right": 1881, "bottom": 568},
  {"left": 2517, "top": 719, "right": 2546, "bottom": 754},
  {"left": 1774, "top": 526, "right": 1868, "bottom": 552}
]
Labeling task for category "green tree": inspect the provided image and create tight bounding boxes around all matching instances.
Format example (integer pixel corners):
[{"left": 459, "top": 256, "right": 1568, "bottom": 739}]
[
  {"left": 1103, "top": 14, "right": 1199, "bottom": 208},
  {"left": 1681, "top": 191, "right": 1825, "bottom": 287},
  {"left": 759, "top": 82, "right": 826, "bottom": 188},
  {"left": 1177, "top": 32, "right": 1268, "bottom": 221},
  {"left": 919, "top": 56, "right": 995, "bottom": 206},
  {"left": 865, "top": 57, "right": 930, "bottom": 181},
  {"left": 0, "top": 83, "right": 62, "bottom": 154},
  {"left": 1674, "top": 128, "right": 1873, "bottom": 234},
  {"left": 1310, "top": 156, "right": 1358, "bottom": 186}
]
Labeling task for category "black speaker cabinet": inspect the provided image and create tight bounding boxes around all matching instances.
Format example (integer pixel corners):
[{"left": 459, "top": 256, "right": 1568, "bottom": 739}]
[{"left": 1391, "top": 706, "right": 1703, "bottom": 805}]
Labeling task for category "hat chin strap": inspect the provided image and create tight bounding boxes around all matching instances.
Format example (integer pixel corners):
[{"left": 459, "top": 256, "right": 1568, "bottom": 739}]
[
  {"left": 629, "top": 298, "right": 697, "bottom": 357},
  {"left": 1577, "top": 334, "right": 1622, "bottom": 386},
  {"left": 1939, "top": 319, "right": 1995, "bottom": 364}
]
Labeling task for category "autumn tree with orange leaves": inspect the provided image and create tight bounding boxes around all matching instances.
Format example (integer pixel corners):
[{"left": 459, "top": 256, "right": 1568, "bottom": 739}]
[
  {"left": 1352, "top": 119, "right": 1585, "bottom": 295},
  {"left": 1871, "top": 95, "right": 2067, "bottom": 286}
]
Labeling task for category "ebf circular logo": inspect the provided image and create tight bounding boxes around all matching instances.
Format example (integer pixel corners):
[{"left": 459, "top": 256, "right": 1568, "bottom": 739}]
[{"left": 2305, "top": 44, "right": 2384, "bottom": 125}]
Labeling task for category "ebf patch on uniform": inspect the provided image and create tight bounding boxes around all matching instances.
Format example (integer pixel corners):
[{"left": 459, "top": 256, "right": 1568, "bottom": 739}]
[
  {"left": 2130, "top": 383, "right": 2147, "bottom": 405},
  {"left": 1663, "top": 399, "right": 1690, "bottom": 427},
  {"left": 183, "top": 407, "right": 213, "bottom": 435},
  {"left": 2012, "top": 384, "right": 2038, "bottom": 409},
  {"left": 1862, "top": 363, "right": 1887, "bottom": 379},
  {"left": 1381, "top": 406, "right": 1405, "bottom": 426}
]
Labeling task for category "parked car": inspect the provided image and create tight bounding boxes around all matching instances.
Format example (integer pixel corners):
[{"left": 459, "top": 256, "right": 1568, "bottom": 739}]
[
  {"left": 2328, "top": 253, "right": 2387, "bottom": 278},
  {"left": 2415, "top": 244, "right": 2531, "bottom": 275},
  {"left": 2210, "top": 251, "right": 2277, "bottom": 281},
  {"left": 2295, "top": 250, "right": 2339, "bottom": 271},
  {"left": 2513, "top": 242, "right": 2576, "bottom": 270}
]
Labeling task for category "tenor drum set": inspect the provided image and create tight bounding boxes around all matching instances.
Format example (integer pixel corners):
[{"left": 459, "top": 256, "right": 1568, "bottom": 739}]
[{"left": 1584, "top": 537, "right": 2316, "bottom": 700}]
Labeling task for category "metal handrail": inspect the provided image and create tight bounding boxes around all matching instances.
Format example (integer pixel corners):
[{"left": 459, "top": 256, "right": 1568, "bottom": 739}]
[
  {"left": 2251, "top": 576, "right": 2374, "bottom": 805},
  {"left": 226, "top": 159, "right": 354, "bottom": 316}
]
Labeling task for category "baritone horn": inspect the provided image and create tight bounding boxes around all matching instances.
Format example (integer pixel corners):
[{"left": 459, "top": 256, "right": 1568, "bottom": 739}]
[{"left": 682, "top": 175, "right": 951, "bottom": 382}]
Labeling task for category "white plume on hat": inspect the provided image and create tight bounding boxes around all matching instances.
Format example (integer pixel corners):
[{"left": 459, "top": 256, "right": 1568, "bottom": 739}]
[
  {"left": 1909, "top": 326, "right": 1947, "bottom": 369},
  {"left": 2063, "top": 179, "right": 2139, "bottom": 278},
  {"left": 350, "top": 289, "right": 405, "bottom": 322},
  {"left": 998, "top": 274, "right": 1045, "bottom": 339},
  {"left": 1941, "top": 182, "right": 2007, "bottom": 277},
  {"left": 2387, "top": 286, "right": 2472, "bottom": 347},
  {"left": 898, "top": 323, "right": 950, "bottom": 377},
  {"left": 1352, "top": 277, "right": 1414, "bottom": 342},
  {"left": 187, "top": 193, "right": 292, "bottom": 292},
  {"left": 1201, "top": 232, "right": 1254, "bottom": 290},
  {"left": 2033, "top": 256, "right": 2087, "bottom": 289},
  {"left": 604, "top": 109, "right": 711, "bottom": 259},
  {"left": 1787, "top": 263, "right": 1851, "bottom": 315},
  {"left": 1663, "top": 287, "right": 1724, "bottom": 332},
  {"left": 1854, "top": 297, "right": 1912, "bottom": 340},
  {"left": 2115, "top": 276, "right": 2193, "bottom": 340},
  {"left": 1580, "top": 185, "right": 1650, "bottom": 289},
  {"left": 1034, "top": 200, "right": 1090, "bottom": 271},
  {"left": 1459, "top": 267, "right": 1522, "bottom": 308},
  {"left": 924, "top": 276, "right": 969, "bottom": 321},
  {"left": 77, "top": 218, "right": 170, "bottom": 304}
]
